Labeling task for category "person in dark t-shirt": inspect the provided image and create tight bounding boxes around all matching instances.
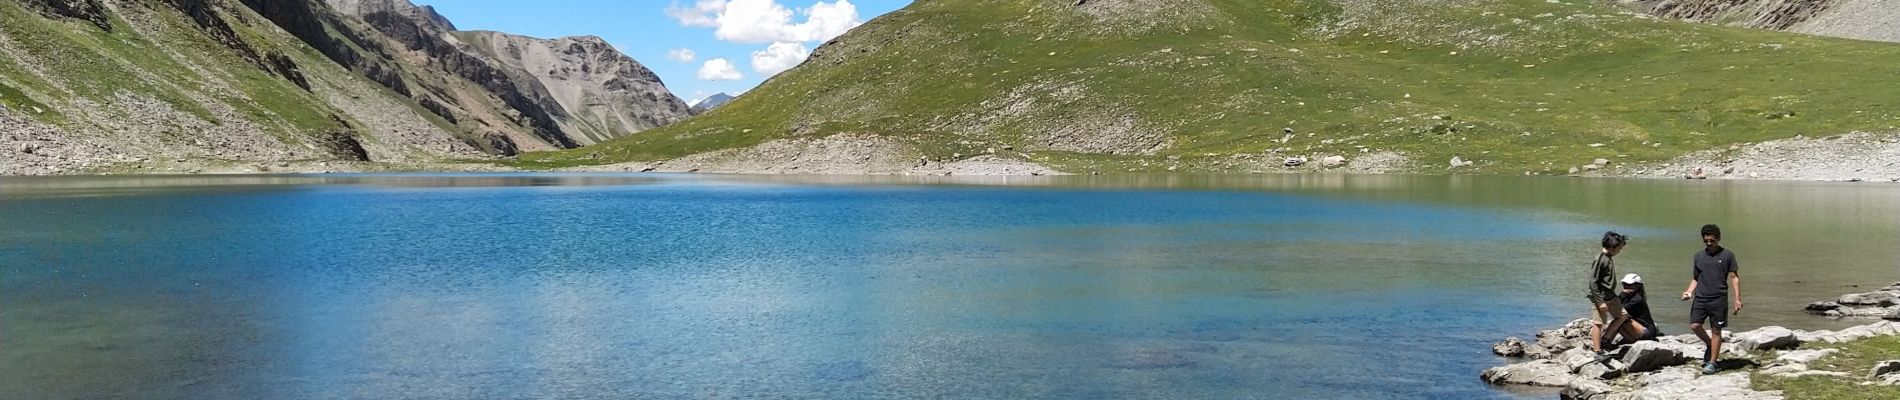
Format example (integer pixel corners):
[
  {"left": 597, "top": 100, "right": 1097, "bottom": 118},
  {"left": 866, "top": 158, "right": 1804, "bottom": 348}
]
[{"left": 1679, "top": 224, "right": 1743, "bottom": 375}]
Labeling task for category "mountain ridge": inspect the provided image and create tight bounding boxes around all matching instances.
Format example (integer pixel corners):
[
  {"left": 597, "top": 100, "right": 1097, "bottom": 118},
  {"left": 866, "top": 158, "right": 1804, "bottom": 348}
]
[
  {"left": 689, "top": 92, "right": 734, "bottom": 114},
  {"left": 1, "top": 0, "right": 689, "bottom": 175},
  {"left": 526, "top": 0, "right": 1900, "bottom": 176}
]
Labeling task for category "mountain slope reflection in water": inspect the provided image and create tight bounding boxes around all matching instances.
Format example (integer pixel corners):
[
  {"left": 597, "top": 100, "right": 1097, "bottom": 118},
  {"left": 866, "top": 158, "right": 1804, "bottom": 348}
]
[{"left": 2, "top": 174, "right": 1895, "bottom": 399}]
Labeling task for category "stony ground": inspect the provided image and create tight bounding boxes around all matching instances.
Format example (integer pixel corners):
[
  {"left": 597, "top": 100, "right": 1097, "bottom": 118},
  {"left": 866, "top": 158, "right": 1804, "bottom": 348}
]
[
  {"left": 1563, "top": 130, "right": 1900, "bottom": 183},
  {"left": 1484, "top": 284, "right": 1900, "bottom": 399}
]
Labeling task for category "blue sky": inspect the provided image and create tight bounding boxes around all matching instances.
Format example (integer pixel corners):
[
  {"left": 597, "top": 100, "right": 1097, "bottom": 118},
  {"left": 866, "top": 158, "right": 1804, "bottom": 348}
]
[{"left": 417, "top": 0, "right": 912, "bottom": 105}]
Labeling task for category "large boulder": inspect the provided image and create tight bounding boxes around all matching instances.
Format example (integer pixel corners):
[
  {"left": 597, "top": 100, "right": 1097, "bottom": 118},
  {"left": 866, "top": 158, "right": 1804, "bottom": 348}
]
[
  {"left": 1726, "top": 326, "right": 1800, "bottom": 355},
  {"left": 1622, "top": 370, "right": 1780, "bottom": 400},
  {"left": 1493, "top": 337, "right": 1527, "bottom": 357},
  {"left": 1558, "top": 379, "right": 1614, "bottom": 400},
  {"left": 1620, "top": 341, "right": 1696, "bottom": 373},
  {"left": 1559, "top": 348, "right": 1598, "bottom": 372},
  {"left": 1840, "top": 290, "right": 1899, "bottom": 307},
  {"left": 1524, "top": 343, "right": 1554, "bottom": 360},
  {"left": 1482, "top": 359, "right": 1575, "bottom": 387},
  {"left": 1808, "top": 321, "right": 1900, "bottom": 343},
  {"left": 1577, "top": 361, "right": 1623, "bottom": 381},
  {"left": 1554, "top": 347, "right": 1626, "bottom": 380},
  {"left": 1536, "top": 319, "right": 1592, "bottom": 353},
  {"left": 1537, "top": 333, "right": 1579, "bottom": 353}
]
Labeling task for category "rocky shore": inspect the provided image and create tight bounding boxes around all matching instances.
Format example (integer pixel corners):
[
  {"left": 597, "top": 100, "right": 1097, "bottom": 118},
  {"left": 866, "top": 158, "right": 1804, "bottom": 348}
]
[
  {"left": 1483, "top": 283, "right": 1900, "bottom": 399},
  {"left": 1805, "top": 283, "right": 1900, "bottom": 320},
  {"left": 1613, "top": 131, "right": 1900, "bottom": 183}
]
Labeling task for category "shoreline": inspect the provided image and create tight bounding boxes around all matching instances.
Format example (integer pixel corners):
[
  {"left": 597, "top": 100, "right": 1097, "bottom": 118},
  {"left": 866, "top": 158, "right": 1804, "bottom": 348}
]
[
  {"left": 6, "top": 159, "right": 1900, "bottom": 182},
  {"left": 12, "top": 128, "right": 1898, "bottom": 180},
  {"left": 1483, "top": 283, "right": 1900, "bottom": 399}
]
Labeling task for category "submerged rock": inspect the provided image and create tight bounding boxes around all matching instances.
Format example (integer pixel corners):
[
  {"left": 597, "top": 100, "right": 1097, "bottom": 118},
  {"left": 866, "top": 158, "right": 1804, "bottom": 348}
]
[{"left": 1805, "top": 282, "right": 1900, "bottom": 319}]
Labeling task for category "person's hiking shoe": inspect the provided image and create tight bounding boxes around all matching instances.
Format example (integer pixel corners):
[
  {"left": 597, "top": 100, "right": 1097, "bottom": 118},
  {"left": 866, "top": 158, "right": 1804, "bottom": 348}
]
[
  {"left": 1593, "top": 351, "right": 1615, "bottom": 363},
  {"left": 1701, "top": 362, "right": 1719, "bottom": 375}
]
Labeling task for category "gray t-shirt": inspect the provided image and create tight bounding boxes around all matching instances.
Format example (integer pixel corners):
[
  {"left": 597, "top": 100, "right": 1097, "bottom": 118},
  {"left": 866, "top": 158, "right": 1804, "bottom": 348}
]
[{"left": 1692, "top": 247, "right": 1738, "bottom": 299}]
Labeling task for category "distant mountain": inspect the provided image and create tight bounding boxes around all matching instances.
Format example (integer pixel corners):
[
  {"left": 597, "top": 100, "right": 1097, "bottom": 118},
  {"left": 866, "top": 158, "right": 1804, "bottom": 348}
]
[
  {"left": 1, "top": 0, "right": 690, "bottom": 175},
  {"left": 689, "top": 93, "right": 735, "bottom": 115}
]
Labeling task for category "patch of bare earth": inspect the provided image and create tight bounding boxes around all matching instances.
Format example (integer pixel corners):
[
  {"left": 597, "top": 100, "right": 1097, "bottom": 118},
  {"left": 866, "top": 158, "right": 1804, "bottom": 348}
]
[{"left": 1621, "top": 131, "right": 1900, "bottom": 182}]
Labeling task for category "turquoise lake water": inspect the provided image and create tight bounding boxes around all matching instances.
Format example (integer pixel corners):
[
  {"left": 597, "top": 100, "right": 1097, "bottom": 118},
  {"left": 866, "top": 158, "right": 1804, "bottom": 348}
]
[{"left": 3, "top": 173, "right": 1896, "bottom": 399}]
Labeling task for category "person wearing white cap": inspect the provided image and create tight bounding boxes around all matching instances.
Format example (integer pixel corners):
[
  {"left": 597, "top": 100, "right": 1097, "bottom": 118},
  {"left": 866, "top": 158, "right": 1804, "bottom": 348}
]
[{"left": 1611, "top": 273, "right": 1661, "bottom": 345}]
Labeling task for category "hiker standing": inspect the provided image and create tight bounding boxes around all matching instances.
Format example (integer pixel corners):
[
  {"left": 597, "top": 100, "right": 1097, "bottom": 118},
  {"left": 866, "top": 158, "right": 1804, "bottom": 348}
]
[
  {"left": 1588, "top": 231, "right": 1632, "bottom": 361},
  {"left": 1680, "top": 224, "right": 1743, "bottom": 374}
]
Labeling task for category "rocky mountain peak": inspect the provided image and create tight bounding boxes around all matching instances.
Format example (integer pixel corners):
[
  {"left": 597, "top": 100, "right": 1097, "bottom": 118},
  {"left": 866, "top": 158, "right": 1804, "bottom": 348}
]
[{"left": 458, "top": 30, "right": 690, "bottom": 145}]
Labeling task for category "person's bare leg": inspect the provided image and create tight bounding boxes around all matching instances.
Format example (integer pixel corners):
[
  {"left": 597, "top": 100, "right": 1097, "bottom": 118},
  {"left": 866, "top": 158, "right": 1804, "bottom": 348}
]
[
  {"left": 1590, "top": 304, "right": 1609, "bottom": 352},
  {"left": 1709, "top": 327, "right": 1724, "bottom": 364},
  {"left": 1690, "top": 322, "right": 1710, "bottom": 360},
  {"left": 1614, "top": 319, "right": 1646, "bottom": 346},
  {"left": 1602, "top": 309, "right": 1632, "bottom": 349}
]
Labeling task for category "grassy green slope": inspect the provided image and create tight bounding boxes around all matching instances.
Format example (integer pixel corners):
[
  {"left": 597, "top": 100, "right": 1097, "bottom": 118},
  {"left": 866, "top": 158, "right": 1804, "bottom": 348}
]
[
  {"left": 525, "top": 0, "right": 1900, "bottom": 173},
  {"left": 0, "top": 1, "right": 346, "bottom": 145}
]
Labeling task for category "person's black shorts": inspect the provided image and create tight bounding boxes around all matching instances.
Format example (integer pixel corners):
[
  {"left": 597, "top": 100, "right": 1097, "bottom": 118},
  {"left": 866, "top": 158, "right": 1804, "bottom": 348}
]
[{"left": 1690, "top": 297, "right": 1729, "bottom": 328}]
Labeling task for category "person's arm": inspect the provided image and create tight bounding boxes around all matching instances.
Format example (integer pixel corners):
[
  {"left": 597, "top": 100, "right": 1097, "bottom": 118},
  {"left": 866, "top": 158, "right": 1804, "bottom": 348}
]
[
  {"left": 1683, "top": 259, "right": 1700, "bottom": 301},
  {"left": 1730, "top": 254, "right": 1742, "bottom": 314}
]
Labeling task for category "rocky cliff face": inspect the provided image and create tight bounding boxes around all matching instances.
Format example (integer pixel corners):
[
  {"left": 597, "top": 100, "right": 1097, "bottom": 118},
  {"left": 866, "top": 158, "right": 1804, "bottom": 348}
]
[
  {"left": 2, "top": 0, "right": 481, "bottom": 175},
  {"left": 1621, "top": 0, "right": 1900, "bottom": 43},
  {"left": 0, "top": 0, "right": 689, "bottom": 175},
  {"left": 321, "top": 0, "right": 690, "bottom": 149},
  {"left": 458, "top": 31, "right": 691, "bottom": 145}
]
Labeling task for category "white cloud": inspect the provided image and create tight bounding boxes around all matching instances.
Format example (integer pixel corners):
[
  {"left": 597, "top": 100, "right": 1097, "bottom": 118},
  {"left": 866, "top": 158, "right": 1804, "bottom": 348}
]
[
  {"left": 750, "top": 41, "right": 810, "bottom": 76},
  {"left": 673, "top": 0, "right": 863, "bottom": 44},
  {"left": 666, "top": 48, "right": 698, "bottom": 63},
  {"left": 696, "top": 58, "right": 743, "bottom": 81},
  {"left": 666, "top": 0, "right": 726, "bottom": 27}
]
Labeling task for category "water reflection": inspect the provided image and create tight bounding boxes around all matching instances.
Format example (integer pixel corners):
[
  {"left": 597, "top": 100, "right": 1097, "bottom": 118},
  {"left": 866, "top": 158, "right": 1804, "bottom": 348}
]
[
  {"left": 1, "top": 173, "right": 1895, "bottom": 399},
  {"left": 0, "top": 174, "right": 658, "bottom": 199}
]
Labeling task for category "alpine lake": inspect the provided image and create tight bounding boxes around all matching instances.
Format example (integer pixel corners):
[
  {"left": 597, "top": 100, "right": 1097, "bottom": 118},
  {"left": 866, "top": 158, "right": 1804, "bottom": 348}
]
[{"left": 3, "top": 173, "right": 1895, "bottom": 399}]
